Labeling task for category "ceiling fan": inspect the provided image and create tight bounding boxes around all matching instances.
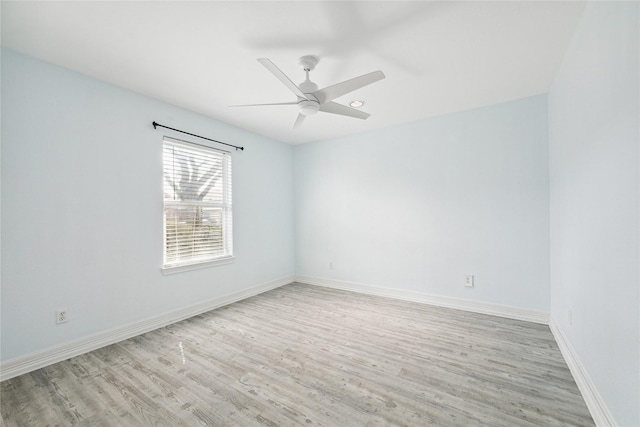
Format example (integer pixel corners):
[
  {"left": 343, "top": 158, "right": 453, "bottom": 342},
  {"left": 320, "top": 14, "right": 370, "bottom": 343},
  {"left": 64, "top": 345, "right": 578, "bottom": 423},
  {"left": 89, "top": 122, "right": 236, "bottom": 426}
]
[{"left": 232, "top": 55, "right": 385, "bottom": 128}]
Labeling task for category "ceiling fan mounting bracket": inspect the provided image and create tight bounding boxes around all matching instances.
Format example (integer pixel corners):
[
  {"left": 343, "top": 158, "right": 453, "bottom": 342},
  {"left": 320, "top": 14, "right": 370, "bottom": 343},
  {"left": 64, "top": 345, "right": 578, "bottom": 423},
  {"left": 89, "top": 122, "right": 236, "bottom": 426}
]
[{"left": 298, "top": 55, "right": 319, "bottom": 72}]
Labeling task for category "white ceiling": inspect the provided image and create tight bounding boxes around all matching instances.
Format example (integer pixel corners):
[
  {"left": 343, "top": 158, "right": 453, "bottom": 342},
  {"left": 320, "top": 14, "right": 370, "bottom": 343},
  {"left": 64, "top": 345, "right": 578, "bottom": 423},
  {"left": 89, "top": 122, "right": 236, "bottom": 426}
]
[{"left": 1, "top": 1, "right": 585, "bottom": 145}]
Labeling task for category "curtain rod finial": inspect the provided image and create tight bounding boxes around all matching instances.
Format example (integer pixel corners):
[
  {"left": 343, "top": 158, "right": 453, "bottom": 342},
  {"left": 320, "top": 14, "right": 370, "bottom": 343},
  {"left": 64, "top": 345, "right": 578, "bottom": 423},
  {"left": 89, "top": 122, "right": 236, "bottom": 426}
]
[{"left": 152, "top": 121, "right": 158, "bottom": 129}]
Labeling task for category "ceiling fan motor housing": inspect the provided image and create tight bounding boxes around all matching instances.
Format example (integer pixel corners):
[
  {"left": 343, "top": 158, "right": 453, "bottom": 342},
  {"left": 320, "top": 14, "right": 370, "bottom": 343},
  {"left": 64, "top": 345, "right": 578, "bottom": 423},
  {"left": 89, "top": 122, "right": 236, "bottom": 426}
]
[{"left": 298, "top": 79, "right": 318, "bottom": 93}]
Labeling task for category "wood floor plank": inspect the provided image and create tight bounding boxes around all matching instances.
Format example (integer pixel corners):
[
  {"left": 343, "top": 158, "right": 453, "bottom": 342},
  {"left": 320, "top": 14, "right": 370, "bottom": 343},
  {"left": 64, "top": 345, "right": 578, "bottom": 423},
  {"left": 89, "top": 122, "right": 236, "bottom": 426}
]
[{"left": 1, "top": 283, "right": 594, "bottom": 426}]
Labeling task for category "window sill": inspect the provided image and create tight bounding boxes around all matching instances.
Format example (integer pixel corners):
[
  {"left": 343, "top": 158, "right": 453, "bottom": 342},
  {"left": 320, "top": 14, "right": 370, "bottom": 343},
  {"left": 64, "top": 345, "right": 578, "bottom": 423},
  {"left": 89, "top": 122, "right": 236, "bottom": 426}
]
[{"left": 161, "top": 256, "right": 235, "bottom": 275}]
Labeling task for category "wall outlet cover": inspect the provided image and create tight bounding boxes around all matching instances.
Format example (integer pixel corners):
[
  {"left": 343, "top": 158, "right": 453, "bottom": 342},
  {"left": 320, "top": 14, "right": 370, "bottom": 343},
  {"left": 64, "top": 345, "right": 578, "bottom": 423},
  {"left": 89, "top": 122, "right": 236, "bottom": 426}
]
[
  {"left": 464, "top": 275, "right": 474, "bottom": 287},
  {"left": 56, "top": 309, "right": 68, "bottom": 324}
]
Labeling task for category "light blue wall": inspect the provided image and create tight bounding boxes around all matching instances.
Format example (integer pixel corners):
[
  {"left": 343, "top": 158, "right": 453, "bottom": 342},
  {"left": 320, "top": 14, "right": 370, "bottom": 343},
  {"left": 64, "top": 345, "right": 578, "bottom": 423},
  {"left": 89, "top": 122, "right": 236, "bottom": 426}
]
[
  {"left": 0, "top": 49, "right": 295, "bottom": 361},
  {"left": 294, "top": 95, "right": 550, "bottom": 311},
  {"left": 548, "top": 2, "right": 639, "bottom": 426}
]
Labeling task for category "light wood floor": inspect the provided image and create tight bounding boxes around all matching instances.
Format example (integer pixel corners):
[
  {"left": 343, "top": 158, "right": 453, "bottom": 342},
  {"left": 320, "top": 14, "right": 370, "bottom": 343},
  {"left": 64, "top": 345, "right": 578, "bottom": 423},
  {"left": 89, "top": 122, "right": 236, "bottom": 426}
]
[{"left": 1, "top": 283, "right": 594, "bottom": 426}]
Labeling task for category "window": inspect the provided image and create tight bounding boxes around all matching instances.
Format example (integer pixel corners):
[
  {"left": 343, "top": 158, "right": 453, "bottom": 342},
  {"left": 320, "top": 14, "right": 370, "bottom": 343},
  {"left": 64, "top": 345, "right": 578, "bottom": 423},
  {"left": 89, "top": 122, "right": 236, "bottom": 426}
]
[{"left": 162, "top": 137, "right": 233, "bottom": 271}]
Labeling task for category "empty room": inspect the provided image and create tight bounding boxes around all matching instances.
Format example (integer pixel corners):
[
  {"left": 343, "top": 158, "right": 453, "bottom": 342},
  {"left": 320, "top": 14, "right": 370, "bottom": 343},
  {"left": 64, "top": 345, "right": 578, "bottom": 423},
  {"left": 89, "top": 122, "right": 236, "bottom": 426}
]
[{"left": 1, "top": 1, "right": 638, "bottom": 426}]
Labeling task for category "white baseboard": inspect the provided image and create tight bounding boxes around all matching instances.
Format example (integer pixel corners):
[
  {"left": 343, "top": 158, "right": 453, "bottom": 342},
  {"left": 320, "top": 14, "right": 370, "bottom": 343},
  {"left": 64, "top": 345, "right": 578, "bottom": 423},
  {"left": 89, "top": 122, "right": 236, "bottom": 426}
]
[
  {"left": 0, "top": 275, "right": 294, "bottom": 382},
  {"left": 549, "top": 317, "right": 616, "bottom": 427},
  {"left": 294, "top": 275, "right": 549, "bottom": 324}
]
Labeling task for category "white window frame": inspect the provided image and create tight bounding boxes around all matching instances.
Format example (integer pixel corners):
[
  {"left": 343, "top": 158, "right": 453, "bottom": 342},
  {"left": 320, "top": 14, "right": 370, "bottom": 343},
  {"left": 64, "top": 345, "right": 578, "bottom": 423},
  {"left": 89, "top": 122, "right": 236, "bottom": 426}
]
[{"left": 161, "top": 136, "right": 234, "bottom": 274}]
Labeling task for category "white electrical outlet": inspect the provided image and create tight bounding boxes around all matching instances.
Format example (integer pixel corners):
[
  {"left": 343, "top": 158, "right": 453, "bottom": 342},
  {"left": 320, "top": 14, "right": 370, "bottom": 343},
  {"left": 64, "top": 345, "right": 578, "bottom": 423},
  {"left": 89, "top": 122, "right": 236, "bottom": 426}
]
[
  {"left": 464, "top": 275, "right": 474, "bottom": 288},
  {"left": 56, "top": 308, "right": 68, "bottom": 324}
]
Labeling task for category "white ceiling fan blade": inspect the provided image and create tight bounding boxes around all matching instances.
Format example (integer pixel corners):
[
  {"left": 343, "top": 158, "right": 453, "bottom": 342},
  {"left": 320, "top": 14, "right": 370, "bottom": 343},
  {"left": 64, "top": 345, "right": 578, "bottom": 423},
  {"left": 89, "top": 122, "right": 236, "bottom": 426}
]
[
  {"left": 293, "top": 113, "right": 306, "bottom": 129},
  {"left": 313, "top": 70, "right": 385, "bottom": 105},
  {"left": 319, "top": 102, "right": 371, "bottom": 120},
  {"left": 229, "top": 102, "right": 298, "bottom": 107},
  {"left": 258, "top": 58, "right": 308, "bottom": 100}
]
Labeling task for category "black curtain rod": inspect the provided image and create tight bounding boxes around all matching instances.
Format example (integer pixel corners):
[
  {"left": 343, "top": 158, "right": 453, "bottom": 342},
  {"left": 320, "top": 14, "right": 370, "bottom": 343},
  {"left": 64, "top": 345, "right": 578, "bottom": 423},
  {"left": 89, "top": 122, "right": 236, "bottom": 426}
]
[{"left": 152, "top": 121, "right": 244, "bottom": 151}]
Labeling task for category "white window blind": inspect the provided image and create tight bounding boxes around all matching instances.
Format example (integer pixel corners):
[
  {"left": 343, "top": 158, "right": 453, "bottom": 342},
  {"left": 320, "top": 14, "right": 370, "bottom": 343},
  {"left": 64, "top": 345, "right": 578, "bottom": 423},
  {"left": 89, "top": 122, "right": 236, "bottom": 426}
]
[{"left": 163, "top": 137, "right": 233, "bottom": 269}]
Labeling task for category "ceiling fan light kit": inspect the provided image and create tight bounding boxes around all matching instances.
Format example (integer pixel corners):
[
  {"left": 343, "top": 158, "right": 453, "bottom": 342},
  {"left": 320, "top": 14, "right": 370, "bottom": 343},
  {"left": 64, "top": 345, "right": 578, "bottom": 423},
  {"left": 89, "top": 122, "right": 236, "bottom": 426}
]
[
  {"left": 232, "top": 55, "right": 385, "bottom": 129},
  {"left": 299, "top": 99, "right": 319, "bottom": 116}
]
